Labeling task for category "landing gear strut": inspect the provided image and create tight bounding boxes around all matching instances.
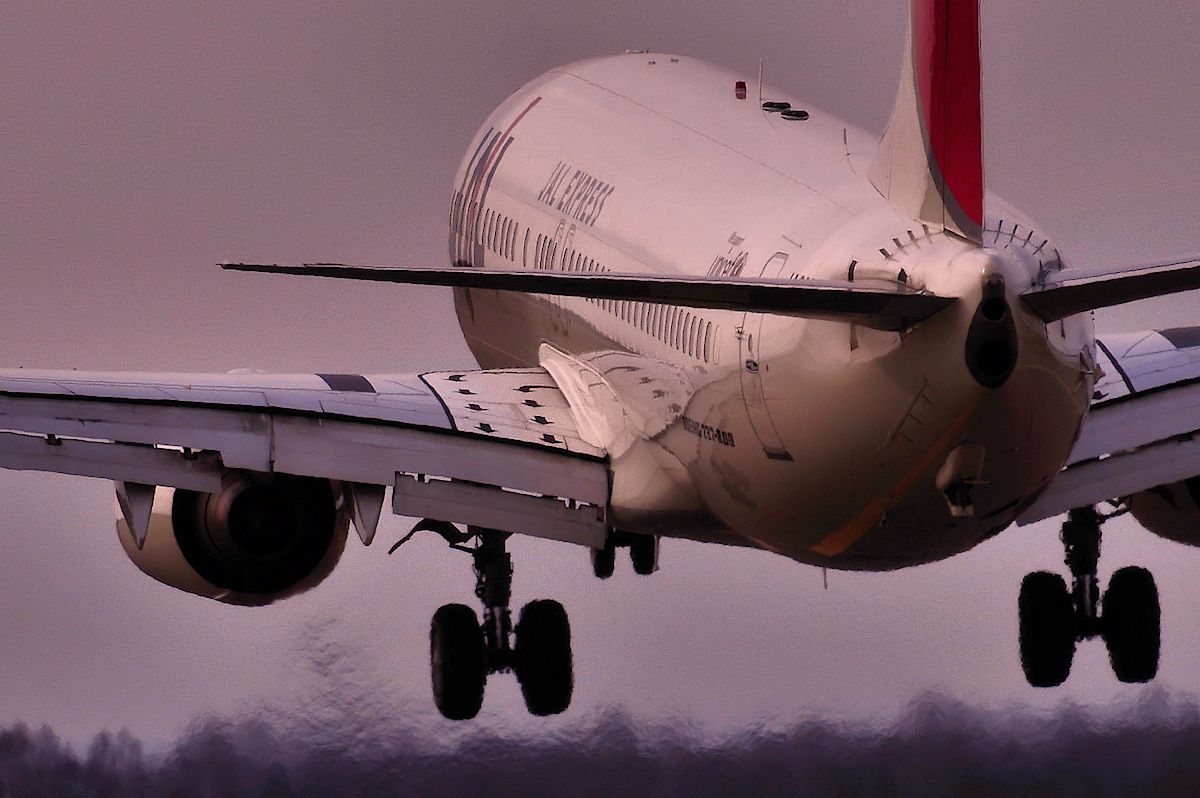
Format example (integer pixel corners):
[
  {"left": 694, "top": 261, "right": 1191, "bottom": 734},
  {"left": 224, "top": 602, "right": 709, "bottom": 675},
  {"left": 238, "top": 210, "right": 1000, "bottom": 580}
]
[
  {"left": 427, "top": 527, "right": 573, "bottom": 720},
  {"left": 1018, "top": 505, "right": 1160, "bottom": 687}
]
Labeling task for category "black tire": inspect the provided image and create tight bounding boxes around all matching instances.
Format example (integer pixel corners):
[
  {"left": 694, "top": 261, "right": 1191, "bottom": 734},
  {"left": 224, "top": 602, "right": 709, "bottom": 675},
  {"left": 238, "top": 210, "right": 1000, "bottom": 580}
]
[
  {"left": 629, "top": 534, "right": 658, "bottom": 576},
  {"left": 1103, "top": 566, "right": 1161, "bottom": 683},
  {"left": 430, "top": 603, "right": 485, "bottom": 720},
  {"left": 591, "top": 542, "right": 616, "bottom": 579},
  {"left": 514, "top": 599, "right": 573, "bottom": 716},
  {"left": 1018, "top": 571, "right": 1076, "bottom": 688}
]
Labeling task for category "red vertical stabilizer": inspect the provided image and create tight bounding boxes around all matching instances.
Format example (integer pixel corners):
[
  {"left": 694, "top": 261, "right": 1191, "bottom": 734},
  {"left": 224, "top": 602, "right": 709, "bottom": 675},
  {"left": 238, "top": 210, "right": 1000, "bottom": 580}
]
[{"left": 869, "top": 0, "right": 983, "bottom": 244}]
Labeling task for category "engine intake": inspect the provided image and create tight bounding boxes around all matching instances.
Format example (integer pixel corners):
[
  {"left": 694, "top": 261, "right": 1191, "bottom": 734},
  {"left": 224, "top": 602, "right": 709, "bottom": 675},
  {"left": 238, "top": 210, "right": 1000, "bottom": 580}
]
[{"left": 1129, "top": 477, "right": 1200, "bottom": 549}]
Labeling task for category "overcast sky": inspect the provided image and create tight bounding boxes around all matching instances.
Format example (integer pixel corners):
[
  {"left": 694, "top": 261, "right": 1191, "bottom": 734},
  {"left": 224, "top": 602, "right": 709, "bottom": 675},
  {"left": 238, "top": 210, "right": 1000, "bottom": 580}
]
[{"left": 1, "top": 0, "right": 1199, "bottom": 756}]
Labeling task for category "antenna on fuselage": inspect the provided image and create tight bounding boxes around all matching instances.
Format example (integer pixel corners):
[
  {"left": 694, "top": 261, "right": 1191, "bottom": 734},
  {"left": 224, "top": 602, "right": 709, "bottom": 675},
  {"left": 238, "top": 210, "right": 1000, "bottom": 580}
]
[{"left": 757, "top": 58, "right": 763, "bottom": 105}]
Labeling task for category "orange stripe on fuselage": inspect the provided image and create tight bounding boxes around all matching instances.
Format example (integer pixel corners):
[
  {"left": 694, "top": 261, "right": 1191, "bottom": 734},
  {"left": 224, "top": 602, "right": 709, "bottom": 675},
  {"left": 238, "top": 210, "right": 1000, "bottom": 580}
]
[{"left": 807, "top": 396, "right": 982, "bottom": 557}]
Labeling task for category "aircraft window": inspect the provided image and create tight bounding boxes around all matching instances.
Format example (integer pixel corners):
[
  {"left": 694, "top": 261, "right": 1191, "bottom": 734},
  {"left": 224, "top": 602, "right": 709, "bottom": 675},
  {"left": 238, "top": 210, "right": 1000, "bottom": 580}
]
[
  {"left": 503, "top": 219, "right": 510, "bottom": 258},
  {"left": 703, "top": 322, "right": 712, "bottom": 362},
  {"left": 522, "top": 229, "right": 530, "bottom": 267}
]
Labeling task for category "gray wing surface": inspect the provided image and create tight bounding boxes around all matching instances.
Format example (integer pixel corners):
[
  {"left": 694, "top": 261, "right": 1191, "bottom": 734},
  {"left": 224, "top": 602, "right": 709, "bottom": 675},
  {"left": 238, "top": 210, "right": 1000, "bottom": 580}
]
[
  {"left": 0, "top": 367, "right": 609, "bottom": 547},
  {"left": 1019, "top": 328, "right": 1200, "bottom": 523}
]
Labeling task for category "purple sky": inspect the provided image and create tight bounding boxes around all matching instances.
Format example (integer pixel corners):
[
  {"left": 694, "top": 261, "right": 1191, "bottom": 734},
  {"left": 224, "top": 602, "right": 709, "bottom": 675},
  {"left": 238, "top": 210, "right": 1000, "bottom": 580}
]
[{"left": 0, "top": 0, "right": 1199, "bottom": 752}]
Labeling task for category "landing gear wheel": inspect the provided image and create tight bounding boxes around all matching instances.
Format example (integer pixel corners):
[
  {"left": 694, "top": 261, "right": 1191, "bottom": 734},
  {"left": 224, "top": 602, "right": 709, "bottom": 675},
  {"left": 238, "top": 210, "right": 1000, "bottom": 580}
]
[
  {"left": 1018, "top": 571, "right": 1076, "bottom": 688},
  {"left": 430, "top": 603, "right": 486, "bottom": 720},
  {"left": 1103, "top": 566, "right": 1161, "bottom": 683},
  {"left": 514, "top": 599, "right": 573, "bottom": 716},
  {"left": 629, "top": 534, "right": 658, "bottom": 575},
  {"left": 591, "top": 542, "right": 616, "bottom": 579}
]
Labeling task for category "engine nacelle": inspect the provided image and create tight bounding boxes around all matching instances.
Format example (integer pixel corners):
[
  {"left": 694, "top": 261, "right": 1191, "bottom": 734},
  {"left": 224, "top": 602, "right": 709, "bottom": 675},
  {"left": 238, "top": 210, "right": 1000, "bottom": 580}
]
[
  {"left": 1129, "top": 477, "right": 1200, "bottom": 548},
  {"left": 115, "top": 471, "right": 350, "bottom": 606}
]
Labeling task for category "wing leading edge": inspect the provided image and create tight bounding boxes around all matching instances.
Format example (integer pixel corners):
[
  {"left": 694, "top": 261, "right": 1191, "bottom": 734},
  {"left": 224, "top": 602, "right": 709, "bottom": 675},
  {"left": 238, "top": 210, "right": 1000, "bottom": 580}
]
[{"left": 220, "top": 262, "right": 955, "bottom": 332}]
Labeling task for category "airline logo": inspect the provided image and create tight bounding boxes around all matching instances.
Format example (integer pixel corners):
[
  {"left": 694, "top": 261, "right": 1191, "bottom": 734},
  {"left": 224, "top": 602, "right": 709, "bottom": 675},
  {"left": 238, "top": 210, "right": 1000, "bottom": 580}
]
[{"left": 450, "top": 97, "right": 542, "bottom": 266}]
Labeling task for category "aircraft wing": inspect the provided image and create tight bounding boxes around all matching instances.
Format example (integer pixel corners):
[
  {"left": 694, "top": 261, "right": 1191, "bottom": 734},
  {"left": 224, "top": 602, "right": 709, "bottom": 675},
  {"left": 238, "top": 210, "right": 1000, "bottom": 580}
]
[
  {"left": 0, "top": 367, "right": 609, "bottom": 547},
  {"left": 1018, "top": 327, "right": 1200, "bottom": 524}
]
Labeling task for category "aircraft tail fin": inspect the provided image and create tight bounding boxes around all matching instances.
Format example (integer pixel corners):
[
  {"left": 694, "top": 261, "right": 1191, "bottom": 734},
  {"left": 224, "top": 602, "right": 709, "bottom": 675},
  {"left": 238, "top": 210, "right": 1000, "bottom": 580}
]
[{"left": 869, "top": 0, "right": 984, "bottom": 244}]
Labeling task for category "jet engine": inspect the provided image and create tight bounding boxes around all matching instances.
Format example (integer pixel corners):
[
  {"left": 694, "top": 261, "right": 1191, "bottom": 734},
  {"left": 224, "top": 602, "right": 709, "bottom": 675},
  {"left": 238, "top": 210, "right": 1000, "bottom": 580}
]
[
  {"left": 1129, "top": 477, "right": 1200, "bottom": 548},
  {"left": 115, "top": 471, "right": 350, "bottom": 606}
]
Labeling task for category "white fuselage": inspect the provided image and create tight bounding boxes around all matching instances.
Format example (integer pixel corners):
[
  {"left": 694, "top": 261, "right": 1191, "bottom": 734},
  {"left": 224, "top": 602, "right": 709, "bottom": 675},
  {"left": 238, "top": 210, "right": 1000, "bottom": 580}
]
[{"left": 448, "top": 53, "right": 1093, "bottom": 570}]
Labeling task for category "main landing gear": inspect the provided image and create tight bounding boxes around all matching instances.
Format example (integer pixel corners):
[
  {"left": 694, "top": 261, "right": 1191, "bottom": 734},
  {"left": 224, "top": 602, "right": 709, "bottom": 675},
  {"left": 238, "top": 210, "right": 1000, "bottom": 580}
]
[
  {"left": 590, "top": 531, "right": 659, "bottom": 579},
  {"left": 1018, "top": 505, "right": 1161, "bottom": 687},
  {"left": 421, "top": 526, "right": 573, "bottom": 720}
]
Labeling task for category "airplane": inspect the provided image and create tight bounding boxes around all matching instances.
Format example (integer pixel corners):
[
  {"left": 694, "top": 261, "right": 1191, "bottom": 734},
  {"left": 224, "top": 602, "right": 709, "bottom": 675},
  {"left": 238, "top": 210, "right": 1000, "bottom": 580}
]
[{"left": 2, "top": 0, "right": 1200, "bottom": 721}]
